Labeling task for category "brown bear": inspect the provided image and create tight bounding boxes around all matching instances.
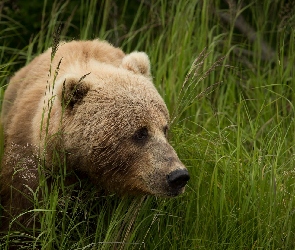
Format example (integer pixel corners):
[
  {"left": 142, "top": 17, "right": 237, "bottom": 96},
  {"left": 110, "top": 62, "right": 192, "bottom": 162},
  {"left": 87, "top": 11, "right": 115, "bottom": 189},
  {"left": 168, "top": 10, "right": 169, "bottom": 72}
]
[{"left": 0, "top": 40, "right": 189, "bottom": 230}]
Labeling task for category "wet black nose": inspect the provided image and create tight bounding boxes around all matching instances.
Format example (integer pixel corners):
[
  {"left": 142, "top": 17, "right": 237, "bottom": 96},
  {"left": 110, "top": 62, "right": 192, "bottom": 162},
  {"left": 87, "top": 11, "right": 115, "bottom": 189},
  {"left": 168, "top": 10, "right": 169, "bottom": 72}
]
[{"left": 167, "top": 169, "right": 190, "bottom": 189}]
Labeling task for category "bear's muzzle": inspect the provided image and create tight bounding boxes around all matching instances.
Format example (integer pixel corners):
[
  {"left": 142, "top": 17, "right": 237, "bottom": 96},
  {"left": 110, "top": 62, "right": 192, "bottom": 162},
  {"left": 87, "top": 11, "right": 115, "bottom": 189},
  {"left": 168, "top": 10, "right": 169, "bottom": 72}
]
[{"left": 167, "top": 169, "right": 190, "bottom": 190}]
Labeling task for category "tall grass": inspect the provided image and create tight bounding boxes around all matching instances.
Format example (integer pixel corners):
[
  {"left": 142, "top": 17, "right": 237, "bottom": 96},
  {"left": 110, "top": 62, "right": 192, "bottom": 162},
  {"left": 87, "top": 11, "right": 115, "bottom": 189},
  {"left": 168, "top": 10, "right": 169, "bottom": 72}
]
[{"left": 1, "top": 0, "right": 295, "bottom": 249}]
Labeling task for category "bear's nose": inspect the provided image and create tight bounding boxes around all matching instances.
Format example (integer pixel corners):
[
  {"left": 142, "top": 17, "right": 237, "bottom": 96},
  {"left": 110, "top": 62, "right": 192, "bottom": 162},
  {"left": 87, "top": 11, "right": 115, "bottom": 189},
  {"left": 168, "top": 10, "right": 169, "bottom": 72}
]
[{"left": 167, "top": 169, "right": 190, "bottom": 189}]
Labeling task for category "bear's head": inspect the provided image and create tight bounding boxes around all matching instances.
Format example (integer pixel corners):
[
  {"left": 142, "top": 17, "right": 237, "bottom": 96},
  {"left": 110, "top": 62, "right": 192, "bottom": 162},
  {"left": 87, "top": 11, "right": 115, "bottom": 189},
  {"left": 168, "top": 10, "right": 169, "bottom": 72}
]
[{"left": 52, "top": 52, "right": 190, "bottom": 197}]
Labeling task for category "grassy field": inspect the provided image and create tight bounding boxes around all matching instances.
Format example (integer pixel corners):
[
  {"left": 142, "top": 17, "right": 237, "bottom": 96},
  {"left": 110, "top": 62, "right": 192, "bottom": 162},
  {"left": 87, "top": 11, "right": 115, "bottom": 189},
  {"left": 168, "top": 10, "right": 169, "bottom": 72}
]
[{"left": 1, "top": 0, "right": 295, "bottom": 249}]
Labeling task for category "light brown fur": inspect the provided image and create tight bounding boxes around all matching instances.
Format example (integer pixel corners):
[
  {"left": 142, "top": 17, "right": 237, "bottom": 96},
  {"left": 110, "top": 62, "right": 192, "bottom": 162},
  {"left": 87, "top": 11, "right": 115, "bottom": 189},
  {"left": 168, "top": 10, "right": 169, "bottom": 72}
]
[{"left": 0, "top": 40, "right": 188, "bottom": 230}]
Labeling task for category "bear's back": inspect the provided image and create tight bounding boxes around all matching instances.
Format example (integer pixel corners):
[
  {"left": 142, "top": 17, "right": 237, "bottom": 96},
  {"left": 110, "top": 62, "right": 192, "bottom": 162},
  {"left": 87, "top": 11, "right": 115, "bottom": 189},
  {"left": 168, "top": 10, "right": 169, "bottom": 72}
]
[{"left": 1, "top": 40, "right": 125, "bottom": 133}]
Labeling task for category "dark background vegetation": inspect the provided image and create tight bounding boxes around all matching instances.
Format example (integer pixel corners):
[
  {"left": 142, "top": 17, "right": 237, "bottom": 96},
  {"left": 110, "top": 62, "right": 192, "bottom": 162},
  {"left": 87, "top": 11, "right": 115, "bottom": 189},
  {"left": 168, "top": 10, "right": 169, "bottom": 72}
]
[{"left": 1, "top": 0, "right": 295, "bottom": 74}]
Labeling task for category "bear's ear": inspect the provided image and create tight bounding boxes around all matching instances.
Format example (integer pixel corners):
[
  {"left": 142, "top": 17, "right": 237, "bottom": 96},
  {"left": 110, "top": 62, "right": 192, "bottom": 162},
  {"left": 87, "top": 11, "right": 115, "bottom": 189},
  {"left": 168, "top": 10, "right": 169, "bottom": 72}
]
[
  {"left": 120, "top": 52, "right": 151, "bottom": 77},
  {"left": 61, "top": 77, "right": 90, "bottom": 109}
]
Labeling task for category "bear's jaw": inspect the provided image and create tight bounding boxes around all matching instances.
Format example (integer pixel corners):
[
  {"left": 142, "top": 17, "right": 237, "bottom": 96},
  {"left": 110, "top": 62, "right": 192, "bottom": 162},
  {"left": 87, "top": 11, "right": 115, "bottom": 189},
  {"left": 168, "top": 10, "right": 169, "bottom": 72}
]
[{"left": 161, "top": 187, "right": 186, "bottom": 198}]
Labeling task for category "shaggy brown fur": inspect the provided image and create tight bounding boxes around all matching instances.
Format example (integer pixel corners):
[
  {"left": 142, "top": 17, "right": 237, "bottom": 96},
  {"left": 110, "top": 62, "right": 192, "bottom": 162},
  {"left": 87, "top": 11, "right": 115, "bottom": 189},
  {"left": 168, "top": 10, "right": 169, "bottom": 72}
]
[{"left": 0, "top": 40, "right": 189, "bottom": 231}]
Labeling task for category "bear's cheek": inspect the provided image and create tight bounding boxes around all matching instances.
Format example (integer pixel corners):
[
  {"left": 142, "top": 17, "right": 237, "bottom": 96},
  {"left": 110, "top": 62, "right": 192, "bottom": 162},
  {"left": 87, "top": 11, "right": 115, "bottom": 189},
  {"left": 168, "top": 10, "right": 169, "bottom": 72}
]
[{"left": 83, "top": 141, "right": 147, "bottom": 193}]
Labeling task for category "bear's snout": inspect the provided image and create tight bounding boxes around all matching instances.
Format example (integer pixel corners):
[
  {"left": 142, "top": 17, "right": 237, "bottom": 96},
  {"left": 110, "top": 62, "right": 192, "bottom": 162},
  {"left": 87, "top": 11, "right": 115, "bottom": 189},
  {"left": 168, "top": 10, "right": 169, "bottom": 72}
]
[{"left": 167, "top": 169, "right": 190, "bottom": 189}]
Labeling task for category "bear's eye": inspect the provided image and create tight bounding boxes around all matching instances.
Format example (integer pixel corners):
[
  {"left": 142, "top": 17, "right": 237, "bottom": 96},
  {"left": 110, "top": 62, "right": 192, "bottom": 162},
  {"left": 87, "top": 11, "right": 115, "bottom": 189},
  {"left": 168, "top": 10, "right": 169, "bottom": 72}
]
[
  {"left": 163, "top": 125, "right": 168, "bottom": 138},
  {"left": 133, "top": 127, "right": 149, "bottom": 143}
]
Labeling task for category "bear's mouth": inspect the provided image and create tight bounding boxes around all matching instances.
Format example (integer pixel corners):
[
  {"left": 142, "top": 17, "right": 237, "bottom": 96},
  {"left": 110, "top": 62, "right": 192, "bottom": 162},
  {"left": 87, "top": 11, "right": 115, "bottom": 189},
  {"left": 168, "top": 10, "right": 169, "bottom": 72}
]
[{"left": 165, "top": 186, "right": 186, "bottom": 197}]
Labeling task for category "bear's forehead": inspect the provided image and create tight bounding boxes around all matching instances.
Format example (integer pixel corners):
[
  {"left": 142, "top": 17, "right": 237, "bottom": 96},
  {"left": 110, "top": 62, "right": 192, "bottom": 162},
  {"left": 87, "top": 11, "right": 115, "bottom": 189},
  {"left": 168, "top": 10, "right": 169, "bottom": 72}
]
[
  {"left": 75, "top": 68, "right": 170, "bottom": 128},
  {"left": 87, "top": 83, "right": 169, "bottom": 119},
  {"left": 86, "top": 94, "right": 169, "bottom": 122},
  {"left": 79, "top": 88, "right": 169, "bottom": 131}
]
